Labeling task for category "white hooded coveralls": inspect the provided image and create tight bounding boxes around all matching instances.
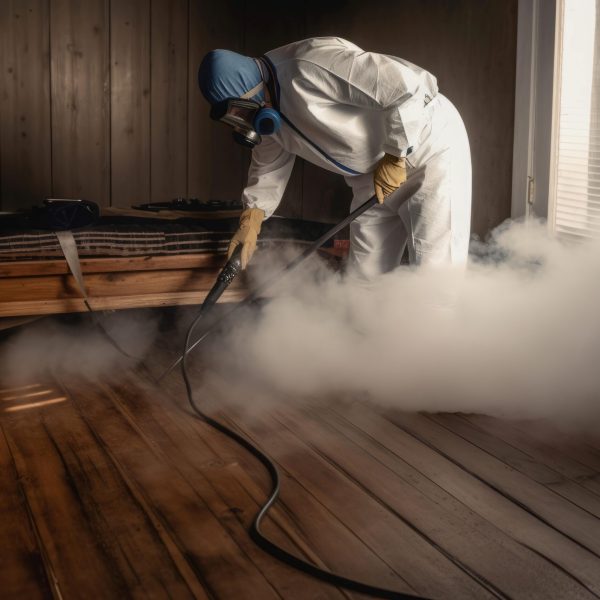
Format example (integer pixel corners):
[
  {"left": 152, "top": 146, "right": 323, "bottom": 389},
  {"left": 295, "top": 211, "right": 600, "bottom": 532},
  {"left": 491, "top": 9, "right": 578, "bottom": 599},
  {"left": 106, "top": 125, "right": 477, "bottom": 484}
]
[{"left": 243, "top": 37, "right": 472, "bottom": 279}]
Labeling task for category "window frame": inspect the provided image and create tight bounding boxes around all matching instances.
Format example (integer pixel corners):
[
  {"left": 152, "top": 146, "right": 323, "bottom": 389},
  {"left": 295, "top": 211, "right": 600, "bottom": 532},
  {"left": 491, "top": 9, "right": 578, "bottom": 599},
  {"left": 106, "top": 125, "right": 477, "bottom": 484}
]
[{"left": 511, "top": 0, "right": 560, "bottom": 221}]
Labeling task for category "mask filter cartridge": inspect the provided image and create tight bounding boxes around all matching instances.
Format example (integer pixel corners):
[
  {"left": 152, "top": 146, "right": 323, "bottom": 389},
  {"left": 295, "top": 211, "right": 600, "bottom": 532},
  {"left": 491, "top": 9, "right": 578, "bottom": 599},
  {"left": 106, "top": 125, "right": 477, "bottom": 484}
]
[{"left": 254, "top": 108, "right": 281, "bottom": 136}]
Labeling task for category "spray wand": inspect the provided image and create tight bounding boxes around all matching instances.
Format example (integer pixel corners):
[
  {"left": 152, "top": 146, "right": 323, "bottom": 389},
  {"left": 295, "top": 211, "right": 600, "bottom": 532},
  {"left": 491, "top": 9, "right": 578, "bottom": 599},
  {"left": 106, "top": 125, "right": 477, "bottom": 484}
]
[{"left": 162, "top": 164, "right": 426, "bottom": 379}]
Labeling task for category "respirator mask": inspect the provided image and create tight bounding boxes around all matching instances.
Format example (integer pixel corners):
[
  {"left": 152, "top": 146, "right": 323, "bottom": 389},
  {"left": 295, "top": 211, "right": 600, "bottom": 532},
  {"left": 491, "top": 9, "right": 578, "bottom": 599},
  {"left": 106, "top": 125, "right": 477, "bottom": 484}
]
[{"left": 210, "top": 98, "right": 281, "bottom": 148}]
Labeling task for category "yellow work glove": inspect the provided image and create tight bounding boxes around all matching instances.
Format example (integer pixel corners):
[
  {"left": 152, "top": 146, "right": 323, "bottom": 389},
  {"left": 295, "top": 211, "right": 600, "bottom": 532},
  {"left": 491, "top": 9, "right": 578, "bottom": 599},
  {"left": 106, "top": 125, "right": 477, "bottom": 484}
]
[
  {"left": 227, "top": 207, "right": 265, "bottom": 269},
  {"left": 373, "top": 153, "right": 407, "bottom": 204}
]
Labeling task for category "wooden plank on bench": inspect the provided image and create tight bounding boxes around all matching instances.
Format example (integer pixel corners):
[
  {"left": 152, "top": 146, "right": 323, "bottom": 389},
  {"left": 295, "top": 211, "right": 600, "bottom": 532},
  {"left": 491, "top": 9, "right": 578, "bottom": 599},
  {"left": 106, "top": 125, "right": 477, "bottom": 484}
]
[
  {"left": 0, "top": 254, "right": 228, "bottom": 277},
  {"left": 0, "top": 289, "right": 247, "bottom": 317},
  {"left": 0, "top": 269, "right": 244, "bottom": 302}
]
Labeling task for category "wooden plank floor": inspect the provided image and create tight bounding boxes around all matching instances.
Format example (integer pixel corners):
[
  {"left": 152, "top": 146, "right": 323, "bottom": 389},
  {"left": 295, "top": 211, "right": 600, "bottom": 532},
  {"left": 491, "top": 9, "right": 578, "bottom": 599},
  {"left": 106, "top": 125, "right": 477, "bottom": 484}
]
[{"left": 1, "top": 334, "right": 600, "bottom": 598}]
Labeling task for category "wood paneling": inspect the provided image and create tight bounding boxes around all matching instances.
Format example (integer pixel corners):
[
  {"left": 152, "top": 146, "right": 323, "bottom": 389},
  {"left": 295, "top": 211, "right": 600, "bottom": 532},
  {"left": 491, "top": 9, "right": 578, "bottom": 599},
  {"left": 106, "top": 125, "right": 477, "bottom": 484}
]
[
  {"left": 110, "top": 0, "right": 151, "bottom": 207},
  {"left": 0, "top": 0, "right": 519, "bottom": 235},
  {"left": 50, "top": 0, "right": 110, "bottom": 206},
  {"left": 186, "top": 0, "right": 210, "bottom": 200},
  {"left": 0, "top": 0, "right": 52, "bottom": 210},
  {"left": 187, "top": 1, "right": 246, "bottom": 204},
  {"left": 150, "top": 0, "right": 188, "bottom": 202}
]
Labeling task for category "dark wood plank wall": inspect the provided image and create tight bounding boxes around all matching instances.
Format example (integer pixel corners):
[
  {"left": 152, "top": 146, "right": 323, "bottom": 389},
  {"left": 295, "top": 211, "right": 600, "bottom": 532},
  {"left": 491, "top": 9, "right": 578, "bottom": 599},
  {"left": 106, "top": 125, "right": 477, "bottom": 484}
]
[
  {"left": 242, "top": 3, "right": 307, "bottom": 220},
  {"left": 0, "top": 0, "right": 52, "bottom": 211},
  {"left": 0, "top": 0, "right": 518, "bottom": 235},
  {"left": 150, "top": 0, "right": 188, "bottom": 203},
  {"left": 50, "top": 0, "right": 110, "bottom": 206},
  {"left": 187, "top": 2, "right": 246, "bottom": 204},
  {"left": 111, "top": 0, "right": 151, "bottom": 208}
]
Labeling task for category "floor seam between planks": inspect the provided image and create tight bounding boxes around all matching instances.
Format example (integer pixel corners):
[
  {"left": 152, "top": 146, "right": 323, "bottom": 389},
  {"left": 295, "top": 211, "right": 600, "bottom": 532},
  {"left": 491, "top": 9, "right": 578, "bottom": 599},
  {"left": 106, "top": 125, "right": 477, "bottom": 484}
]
[
  {"left": 220, "top": 416, "right": 388, "bottom": 581},
  {"left": 1, "top": 423, "right": 64, "bottom": 600},
  {"left": 323, "top": 408, "right": 600, "bottom": 598},
  {"left": 329, "top": 407, "right": 539, "bottom": 545},
  {"left": 57, "top": 380, "right": 218, "bottom": 599},
  {"left": 388, "top": 413, "right": 600, "bottom": 561},
  {"left": 460, "top": 415, "right": 600, "bottom": 493},
  {"left": 518, "top": 541, "right": 600, "bottom": 599},
  {"left": 217, "top": 412, "right": 421, "bottom": 596},
  {"left": 100, "top": 378, "right": 322, "bottom": 599},
  {"left": 273, "top": 413, "right": 508, "bottom": 600},
  {"left": 453, "top": 414, "right": 600, "bottom": 514},
  {"left": 141, "top": 375, "right": 348, "bottom": 589},
  {"left": 428, "top": 414, "right": 600, "bottom": 540},
  {"left": 127, "top": 372, "right": 362, "bottom": 598}
]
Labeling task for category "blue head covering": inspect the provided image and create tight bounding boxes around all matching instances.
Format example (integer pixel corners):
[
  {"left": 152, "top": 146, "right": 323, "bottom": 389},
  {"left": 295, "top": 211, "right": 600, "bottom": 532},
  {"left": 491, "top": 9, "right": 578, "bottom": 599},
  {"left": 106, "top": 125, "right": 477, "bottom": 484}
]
[{"left": 198, "top": 50, "right": 264, "bottom": 105}]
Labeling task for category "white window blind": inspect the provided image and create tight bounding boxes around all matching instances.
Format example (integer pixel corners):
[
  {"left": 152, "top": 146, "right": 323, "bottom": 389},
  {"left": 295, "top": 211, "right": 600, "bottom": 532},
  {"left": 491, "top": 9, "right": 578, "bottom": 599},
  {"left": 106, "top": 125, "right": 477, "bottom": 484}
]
[{"left": 552, "top": 0, "right": 600, "bottom": 239}]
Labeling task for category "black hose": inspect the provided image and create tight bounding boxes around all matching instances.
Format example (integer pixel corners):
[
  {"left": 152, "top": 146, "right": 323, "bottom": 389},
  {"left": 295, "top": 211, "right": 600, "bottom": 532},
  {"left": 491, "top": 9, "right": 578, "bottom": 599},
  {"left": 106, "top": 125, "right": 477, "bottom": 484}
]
[
  {"left": 176, "top": 178, "right": 431, "bottom": 598},
  {"left": 180, "top": 293, "right": 426, "bottom": 599}
]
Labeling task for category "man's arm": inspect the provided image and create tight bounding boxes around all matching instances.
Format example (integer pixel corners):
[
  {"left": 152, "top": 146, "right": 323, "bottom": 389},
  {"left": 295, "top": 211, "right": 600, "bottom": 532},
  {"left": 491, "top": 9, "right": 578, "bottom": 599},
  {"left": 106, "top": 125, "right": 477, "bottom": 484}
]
[
  {"left": 228, "top": 136, "right": 295, "bottom": 268},
  {"left": 242, "top": 135, "right": 296, "bottom": 217}
]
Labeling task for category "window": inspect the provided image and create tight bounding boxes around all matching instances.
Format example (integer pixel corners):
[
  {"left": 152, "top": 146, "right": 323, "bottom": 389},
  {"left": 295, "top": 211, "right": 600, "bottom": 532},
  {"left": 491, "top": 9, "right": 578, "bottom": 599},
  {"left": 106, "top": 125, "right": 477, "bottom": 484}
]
[{"left": 550, "top": 0, "right": 600, "bottom": 239}]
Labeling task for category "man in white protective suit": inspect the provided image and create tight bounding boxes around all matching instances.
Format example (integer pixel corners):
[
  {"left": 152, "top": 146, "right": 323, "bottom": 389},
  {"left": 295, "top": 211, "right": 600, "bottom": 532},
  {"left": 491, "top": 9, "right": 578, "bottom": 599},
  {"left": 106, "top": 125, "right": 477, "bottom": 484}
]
[{"left": 198, "top": 37, "right": 472, "bottom": 279}]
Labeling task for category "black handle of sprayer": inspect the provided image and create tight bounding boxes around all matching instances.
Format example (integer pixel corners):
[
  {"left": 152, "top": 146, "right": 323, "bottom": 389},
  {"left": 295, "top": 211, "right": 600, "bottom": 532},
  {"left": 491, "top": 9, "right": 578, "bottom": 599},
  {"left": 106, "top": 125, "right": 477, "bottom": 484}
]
[
  {"left": 200, "top": 245, "right": 243, "bottom": 311},
  {"left": 219, "top": 244, "right": 243, "bottom": 283}
]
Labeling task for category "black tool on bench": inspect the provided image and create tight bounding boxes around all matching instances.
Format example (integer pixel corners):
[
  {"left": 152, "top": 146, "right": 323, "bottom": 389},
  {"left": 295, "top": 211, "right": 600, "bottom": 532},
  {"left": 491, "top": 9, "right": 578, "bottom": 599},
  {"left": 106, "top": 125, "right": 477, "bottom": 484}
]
[
  {"left": 133, "top": 197, "right": 243, "bottom": 212},
  {"left": 34, "top": 198, "right": 100, "bottom": 230},
  {"left": 0, "top": 198, "right": 100, "bottom": 231}
]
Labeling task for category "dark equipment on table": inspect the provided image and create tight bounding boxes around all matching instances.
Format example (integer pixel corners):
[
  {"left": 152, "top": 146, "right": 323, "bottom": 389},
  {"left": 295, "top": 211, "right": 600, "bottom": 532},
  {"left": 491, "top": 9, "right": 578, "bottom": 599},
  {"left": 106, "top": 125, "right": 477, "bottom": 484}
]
[
  {"left": 0, "top": 198, "right": 101, "bottom": 231},
  {"left": 132, "top": 197, "right": 243, "bottom": 212},
  {"left": 174, "top": 167, "right": 429, "bottom": 599},
  {"left": 34, "top": 198, "right": 100, "bottom": 230}
]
